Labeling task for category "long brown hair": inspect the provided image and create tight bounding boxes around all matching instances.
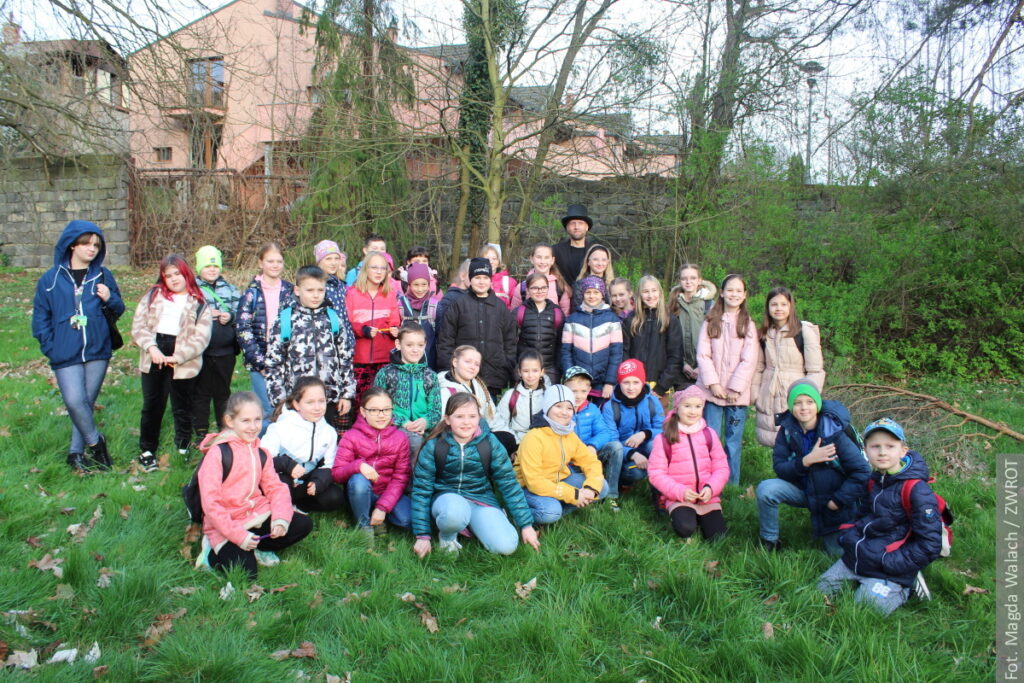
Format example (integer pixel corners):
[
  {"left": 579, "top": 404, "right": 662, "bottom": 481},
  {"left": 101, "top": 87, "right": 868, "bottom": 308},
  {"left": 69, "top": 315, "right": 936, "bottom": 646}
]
[
  {"left": 270, "top": 376, "right": 326, "bottom": 422},
  {"left": 668, "top": 263, "right": 701, "bottom": 316},
  {"left": 705, "top": 274, "right": 752, "bottom": 339},
  {"left": 759, "top": 286, "right": 800, "bottom": 340},
  {"left": 528, "top": 243, "right": 569, "bottom": 295},
  {"left": 630, "top": 275, "right": 670, "bottom": 335}
]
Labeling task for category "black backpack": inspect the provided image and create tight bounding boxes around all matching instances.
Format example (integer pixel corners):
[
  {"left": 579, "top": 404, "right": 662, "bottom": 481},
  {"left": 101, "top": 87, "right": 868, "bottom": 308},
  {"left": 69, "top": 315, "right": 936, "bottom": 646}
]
[
  {"left": 182, "top": 443, "right": 268, "bottom": 523},
  {"left": 432, "top": 436, "right": 492, "bottom": 480}
]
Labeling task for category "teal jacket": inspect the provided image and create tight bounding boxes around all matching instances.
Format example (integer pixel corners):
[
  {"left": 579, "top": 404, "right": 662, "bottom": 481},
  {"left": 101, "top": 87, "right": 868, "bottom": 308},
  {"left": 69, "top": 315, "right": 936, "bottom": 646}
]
[{"left": 373, "top": 351, "right": 441, "bottom": 428}]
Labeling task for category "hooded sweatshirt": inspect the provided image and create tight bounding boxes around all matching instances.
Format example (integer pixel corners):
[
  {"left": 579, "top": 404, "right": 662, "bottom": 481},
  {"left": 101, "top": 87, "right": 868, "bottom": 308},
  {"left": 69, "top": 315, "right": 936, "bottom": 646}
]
[{"left": 374, "top": 349, "right": 441, "bottom": 428}]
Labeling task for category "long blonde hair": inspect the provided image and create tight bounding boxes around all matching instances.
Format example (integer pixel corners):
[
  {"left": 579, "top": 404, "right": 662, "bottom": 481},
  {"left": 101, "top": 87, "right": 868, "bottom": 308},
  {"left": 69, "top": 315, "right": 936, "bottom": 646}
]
[
  {"left": 630, "top": 275, "right": 670, "bottom": 335},
  {"left": 577, "top": 244, "right": 615, "bottom": 287},
  {"left": 354, "top": 251, "right": 393, "bottom": 295}
]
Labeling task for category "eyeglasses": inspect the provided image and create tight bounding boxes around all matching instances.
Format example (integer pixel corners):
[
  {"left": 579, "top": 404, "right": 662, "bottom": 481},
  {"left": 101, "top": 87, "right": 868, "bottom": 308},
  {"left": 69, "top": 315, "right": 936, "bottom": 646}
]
[
  {"left": 528, "top": 286, "right": 549, "bottom": 292},
  {"left": 363, "top": 407, "right": 393, "bottom": 416},
  {"left": 367, "top": 265, "right": 389, "bottom": 272}
]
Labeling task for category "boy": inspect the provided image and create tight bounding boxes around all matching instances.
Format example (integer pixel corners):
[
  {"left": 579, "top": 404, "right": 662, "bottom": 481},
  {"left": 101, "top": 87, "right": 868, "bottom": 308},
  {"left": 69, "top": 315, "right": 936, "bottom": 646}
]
[
  {"left": 435, "top": 257, "right": 517, "bottom": 397},
  {"left": 265, "top": 265, "right": 356, "bottom": 427},
  {"left": 560, "top": 276, "right": 623, "bottom": 401},
  {"left": 563, "top": 366, "right": 626, "bottom": 511},
  {"left": 755, "top": 379, "right": 870, "bottom": 554},
  {"left": 601, "top": 359, "right": 664, "bottom": 490},
  {"left": 345, "top": 233, "right": 387, "bottom": 285},
  {"left": 817, "top": 418, "right": 944, "bottom": 615},
  {"left": 192, "top": 245, "right": 240, "bottom": 442}
]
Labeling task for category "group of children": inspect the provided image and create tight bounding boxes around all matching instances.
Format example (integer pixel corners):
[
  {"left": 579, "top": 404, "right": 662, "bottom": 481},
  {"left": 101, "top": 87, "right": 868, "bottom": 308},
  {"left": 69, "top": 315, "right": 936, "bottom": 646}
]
[{"left": 32, "top": 221, "right": 946, "bottom": 615}]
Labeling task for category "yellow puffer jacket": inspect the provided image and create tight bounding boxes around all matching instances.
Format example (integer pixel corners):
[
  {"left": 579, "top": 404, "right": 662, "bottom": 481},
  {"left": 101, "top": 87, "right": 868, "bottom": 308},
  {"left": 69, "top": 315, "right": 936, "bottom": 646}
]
[{"left": 514, "top": 425, "right": 604, "bottom": 503}]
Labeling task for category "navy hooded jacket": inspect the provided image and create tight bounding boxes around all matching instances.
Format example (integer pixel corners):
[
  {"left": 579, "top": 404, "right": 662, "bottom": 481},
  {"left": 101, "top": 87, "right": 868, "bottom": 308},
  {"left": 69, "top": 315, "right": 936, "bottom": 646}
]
[
  {"left": 32, "top": 221, "right": 125, "bottom": 370},
  {"left": 772, "top": 399, "right": 870, "bottom": 536},
  {"left": 838, "top": 450, "right": 944, "bottom": 587}
]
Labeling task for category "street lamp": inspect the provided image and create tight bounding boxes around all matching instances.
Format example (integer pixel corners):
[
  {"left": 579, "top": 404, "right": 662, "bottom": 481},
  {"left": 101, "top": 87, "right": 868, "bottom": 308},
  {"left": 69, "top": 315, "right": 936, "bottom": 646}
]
[{"left": 800, "top": 60, "right": 826, "bottom": 184}]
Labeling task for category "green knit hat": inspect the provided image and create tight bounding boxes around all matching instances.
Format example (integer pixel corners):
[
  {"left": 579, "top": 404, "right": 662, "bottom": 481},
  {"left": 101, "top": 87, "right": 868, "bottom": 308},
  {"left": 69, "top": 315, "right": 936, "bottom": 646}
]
[
  {"left": 787, "top": 378, "right": 822, "bottom": 413},
  {"left": 195, "top": 245, "right": 222, "bottom": 271}
]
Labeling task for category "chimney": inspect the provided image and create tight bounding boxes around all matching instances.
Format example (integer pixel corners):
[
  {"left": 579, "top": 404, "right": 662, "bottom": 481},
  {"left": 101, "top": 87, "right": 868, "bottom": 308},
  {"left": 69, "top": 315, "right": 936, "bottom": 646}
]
[
  {"left": 3, "top": 15, "right": 20, "bottom": 45},
  {"left": 387, "top": 17, "right": 398, "bottom": 43}
]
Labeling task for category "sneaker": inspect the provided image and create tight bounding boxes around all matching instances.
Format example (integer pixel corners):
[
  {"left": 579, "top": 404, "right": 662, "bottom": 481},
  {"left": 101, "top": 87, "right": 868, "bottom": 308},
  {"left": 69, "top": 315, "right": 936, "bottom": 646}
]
[
  {"left": 138, "top": 451, "right": 158, "bottom": 472},
  {"left": 254, "top": 550, "right": 280, "bottom": 567},
  {"left": 86, "top": 434, "right": 112, "bottom": 470},
  {"left": 438, "top": 538, "right": 462, "bottom": 554},
  {"left": 195, "top": 535, "right": 211, "bottom": 571},
  {"left": 178, "top": 448, "right": 188, "bottom": 456},
  {"left": 607, "top": 498, "right": 621, "bottom": 512},
  {"left": 67, "top": 452, "right": 91, "bottom": 473},
  {"left": 759, "top": 538, "right": 782, "bottom": 552}
]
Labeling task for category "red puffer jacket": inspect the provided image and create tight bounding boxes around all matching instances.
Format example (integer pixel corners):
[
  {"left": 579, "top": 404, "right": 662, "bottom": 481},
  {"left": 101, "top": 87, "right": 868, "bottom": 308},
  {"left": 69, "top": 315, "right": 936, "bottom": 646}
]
[
  {"left": 331, "top": 414, "right": 410, "bottom": 512},
  {"left": 345, "top": 285, "right": 401, "bottom": 364}
]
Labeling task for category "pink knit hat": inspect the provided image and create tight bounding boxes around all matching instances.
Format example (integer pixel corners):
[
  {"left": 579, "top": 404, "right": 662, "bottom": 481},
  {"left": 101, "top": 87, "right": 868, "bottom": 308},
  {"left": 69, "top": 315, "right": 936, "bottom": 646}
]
[
  {"left": 314, "top": 240, "right": 342, "bottom": 264},
  {"left": 673, "top": 384, "right": 705, "bottom": 409}
]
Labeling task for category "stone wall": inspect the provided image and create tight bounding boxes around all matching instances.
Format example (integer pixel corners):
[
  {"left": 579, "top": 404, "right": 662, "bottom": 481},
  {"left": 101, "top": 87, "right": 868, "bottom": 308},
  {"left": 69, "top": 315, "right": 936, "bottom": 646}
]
[{"left": 0, "top": 155, "right": 129, "bottom": 268}]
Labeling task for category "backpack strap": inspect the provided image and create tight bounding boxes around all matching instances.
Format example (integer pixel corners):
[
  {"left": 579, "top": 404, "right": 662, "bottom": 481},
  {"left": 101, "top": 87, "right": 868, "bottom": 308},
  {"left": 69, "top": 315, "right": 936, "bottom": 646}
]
[
  {"left": 326, "top": 307, "right": 340, "bottom": 335},
  {"left": 478, "top": 437, "right": 492, "bottom": 478},
  {"left": 648, "top": 397, "right": 656, "bottom": 422},
  {"left": 279, "top": 307, "right": 293, "bottom": 342},
  {"left": 218, "top": 442, "right": 234, "bottom": 481},
  {"left": 516, "top": 306, "right": 525, "bottom": 327},
  {"left": 553, "top": 306, "right": 564, "bottom": 327},
  {"left": 612, "top": 402, "right": 621, "bottom": 423},
  {"left": 509, "top": 389, "right": 520, "bottom": 418},
  {"left": 795, "top": 328, "right": 805, "bottom": 356},
  {"left": 703, "top": 426, "right": 714, "bottom": 452},
  {"left": 434, "top": 436, "right": 492, "bottom": 480}
]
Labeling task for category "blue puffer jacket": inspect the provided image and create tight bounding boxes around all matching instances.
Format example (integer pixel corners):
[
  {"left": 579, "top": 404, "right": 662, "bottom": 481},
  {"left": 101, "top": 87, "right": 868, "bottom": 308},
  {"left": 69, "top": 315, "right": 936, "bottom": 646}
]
[
  {"left": 560, "top": 303, "right": 623, "bottom": 391},
  {"left": 839, "top": 450, "right": 943, "bottom": 587},
  {"left": 32, "top": 220, "right": 125, "bottom": 370},
  {"left": 772, "top": 399, "right": 870, "bottom": 537},
  {"left": 602, "top": 385, "right": 665, "bottom": 454},
  {"left": 574, "top": 401, "right": 618, "bottom": 450},
  {"left": 236, "top": 277, "right": 294, "bottom": 372}
]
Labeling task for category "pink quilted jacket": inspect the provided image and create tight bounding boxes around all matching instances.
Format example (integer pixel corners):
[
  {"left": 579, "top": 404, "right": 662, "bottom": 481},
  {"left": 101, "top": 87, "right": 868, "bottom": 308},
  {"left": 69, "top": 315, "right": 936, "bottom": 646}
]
[
  {"left": 648, "top": 420, "right": 730, "bottom": 505},
  {"left": 332, "top": 414, "right": 410, "bottom": 512}
]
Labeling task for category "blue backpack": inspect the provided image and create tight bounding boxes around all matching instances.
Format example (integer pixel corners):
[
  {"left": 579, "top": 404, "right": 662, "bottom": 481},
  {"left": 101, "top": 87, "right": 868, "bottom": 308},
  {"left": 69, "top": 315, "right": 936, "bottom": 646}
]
[{"left": 279, "top": 306, "right": 340, "bottom": 342}]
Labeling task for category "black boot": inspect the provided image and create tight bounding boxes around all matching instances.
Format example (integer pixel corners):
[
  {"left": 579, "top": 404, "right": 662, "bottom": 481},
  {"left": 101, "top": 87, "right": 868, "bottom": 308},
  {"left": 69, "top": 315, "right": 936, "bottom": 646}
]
[
  {"left": 67, "top": 452, "right": 90, "bottom": 473},
  {"left": 87, "top": 434, "right": 112, "bottom": 471}
]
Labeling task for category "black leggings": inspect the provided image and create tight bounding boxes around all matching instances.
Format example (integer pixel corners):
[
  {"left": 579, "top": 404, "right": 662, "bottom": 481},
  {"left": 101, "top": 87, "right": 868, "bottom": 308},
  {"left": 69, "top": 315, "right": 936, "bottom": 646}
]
[
  {"left": 670, "top": 507, "right": 727, "bottom": 540},
  {"left": 209, "top": 513, "right": 313, "bottom": 580}
]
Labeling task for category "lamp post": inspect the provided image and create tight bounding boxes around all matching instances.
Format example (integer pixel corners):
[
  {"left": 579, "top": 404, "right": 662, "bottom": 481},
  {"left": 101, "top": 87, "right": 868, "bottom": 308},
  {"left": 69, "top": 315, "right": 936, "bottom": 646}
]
[{"left": 800, "top": 60, "right": 825, "bottom": 184}]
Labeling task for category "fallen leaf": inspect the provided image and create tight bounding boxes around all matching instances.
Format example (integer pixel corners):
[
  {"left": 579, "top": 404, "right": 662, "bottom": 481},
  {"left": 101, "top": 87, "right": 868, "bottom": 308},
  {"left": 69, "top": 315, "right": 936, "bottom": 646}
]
[
  {"left": 326, "top": 674, "right": 352, "bottom": 683},
  {"left": 246, "top": 585, "right": 265, "bottom": 603},
  {"left": 91, "top": 552, "right": 105, "bottom": 563},
  {"left": 29, "top": 553, "right": 64, "bottom": 578},
  {"left": 740, "top": 485, "right": 756, "bottom": 499},
  {"left": 157, "top": 453, "right": 171, "bottom": 470},
  {"left": 5, "top": 649, "right": 38, "bottom": 669},
  {"left": 131, "top": 485, "right": 146, "bottom": 492},
  {"left": 291, "top": 641, "right": 317, "bottom": 659},
  {"left": 763, "top": 594, "right": 780, "bottom": 606},
  {"left": 269, "top": 583, "right": 298, "bottom": 594},
  {"left": 60, "top": 507, "right": 77, "bottom": 515},
  {"left": 25, "top": 537, "right": 42, "bottom": 548},
  {"left": 269, "top": 649, "right": 292, "bottom": 661},
  {"left": 68, "top": 506, "right": 103, "bottom": 543},
  {"left": 30, "top": 617, "right": 58, "bottom": 631},
  {"left": 823, "top": 593, "right": 836, "bottom": 616},
  {"left": 514, "top": 577, "right": 538, "bottom": 600},
  {"left": 219, "top": 582, "right": 235, "bottom": 600},
  {"left": 0, "top": 426, "right": 10, "bottom": 438},
  {"left": 963, "top": 585, "right": 989, "bottom": 596},
  {"left": 359, "top": 613, "right": 368, "bottom": 623},
  {"left": 83, "top": 642, "right": 100, "bottom": 663},
  {"left": 704, "top": 560, "right": 721, "bottom": 578},
  {"left": 308, "top": 591, "right": 323, "bottom": 609},
  {"left": 96, "top": 568, "right": 115, "bottom": 588},
  {"left": 0, "top": 641, "right": 7, "bottom": 660},
  {"left": 420, "top": 608, "right": 439, "bottom": 633},
  {"left": 142, "top": 608, "right": 186, "bottom": 647},
  {"left": 93, "top": 664, "right": 109, "bottom": 678},
  {"left": 342, "top": 590, "right": 372, "bottom": 604},
  {"left": 170, "top": 586, "right": 199, "bottom": 596},
  {"left": 119, "top": 505, "right": 131, "bottom": 520},
  {"left": 182, "top": 525, "right": 203, "bottom": 550},
  {"left": 651, "top": 616, "right": 663, "bottom": 630},
  {"left": 762, "top": 622, "right": 775, "bottom": 639},
  {"left": 442, "top": 584, "right": 466, "bottom": 594},
  {"left": 47, "top": 647, "right": 78, "bottom": 664},
  {"left": 398, "top": 592, "right": 417, "bottom": 602},
  {"left": 646, "top": 580, "right": 659, "bottom": 590},
  {"left": 92, "top": 492, "right": 108, "bottom": 499}
]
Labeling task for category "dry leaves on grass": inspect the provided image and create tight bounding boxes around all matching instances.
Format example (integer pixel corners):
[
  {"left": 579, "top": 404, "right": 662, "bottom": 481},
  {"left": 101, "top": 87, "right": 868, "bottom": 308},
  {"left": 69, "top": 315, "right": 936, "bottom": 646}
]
[
  {"left": 170, "top": 586, "right": 199, "bottom": 596},
  {"left": 141, "top": 608, "right": 186, "bottom": 648},
  {"left": 96, "top": 568, "right": 116, "bottom": 588},
  {"left": 219, "top": 582, "right": 235, "bottom": 600},
  {"left": 246, "top": 585, "right": 265, "bottom": 603},
  {"left": 704, "top": 560, "right": 721, "bottom": 578},
  {"left": 28, "top": 553, "right": 64, "bottom": 578},
  {"left": 67, "top": 506, "right": 103, "bottom": 543},
  {"left": 762, "top": 622, "right": 775, "bottom": 639},
  {"left": 341, "top": 590, "right": 372, "bottom": 604},
  {"left": 325, "top": 674, "right": 352, "bottom": 683},
  {"left": 179, "top": 524, "right": 201, "bottom": 562},
  {"left": 4, "top": 649, "right": 38, "bottom": 669},
  {"left": 93, "top": 664, "right": 109, "bottom": 678},
  {"left": 269, "top": 583, "right": 298, "bottom": 594},
  {"left": 308, "top": 591, "right": 323, "bottom": 609},
  {"left": 823, "top": 594, "right": 836, "bottom": 616},
  {"left": 740, "top": 486, "right": 756, "bottom": 500},
  {"left": 269, "top": 641, "right": 317, "bottom": 661},
  {"left": 119, "top": 505, "right": 131, "bottom": 520},
  {"left": 514, "top": 577, "right": 538, "bottom": 600},
  {"left": 763, "top": 594, "right": 780, "bottom": 606},
  {"left": 442, "top": 584, "right": 466, "bottom": 594},
  {"left": 963, "top": 585, "right": 989, "bottom": 595},
  {"left": 397, "top": 593, "right": 440, "bottom": 633},
  {"left": 24, "top": 536, "right": 42, "bottom": 548}
]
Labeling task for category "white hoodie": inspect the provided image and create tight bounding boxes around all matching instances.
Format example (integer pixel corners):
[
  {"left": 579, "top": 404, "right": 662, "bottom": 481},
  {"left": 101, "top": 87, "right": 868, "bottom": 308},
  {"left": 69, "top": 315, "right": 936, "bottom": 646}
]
[{"left": 261, "top": 406, "right": 338, "bottom": 469}]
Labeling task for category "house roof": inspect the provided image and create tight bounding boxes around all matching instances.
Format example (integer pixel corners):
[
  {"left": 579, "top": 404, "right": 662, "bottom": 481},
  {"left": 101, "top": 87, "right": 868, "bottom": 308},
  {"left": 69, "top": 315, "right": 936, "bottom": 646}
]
[
  {"left": 508, "top": 84, "right": 553, "bottom": 112},
  {"left": 406, "top": 43, "right": 470, "bottom": 69},
  {"left": 635, "top": 134, "right": 684, "bottom": 151},
  {"left": 8, "top": 39, "right": 127, "bottom": 70}
]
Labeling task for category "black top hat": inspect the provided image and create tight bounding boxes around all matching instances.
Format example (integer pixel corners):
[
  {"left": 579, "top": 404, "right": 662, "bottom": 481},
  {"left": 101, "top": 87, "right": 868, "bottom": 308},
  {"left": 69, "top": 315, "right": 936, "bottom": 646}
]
[{"left": 561, "top": 204, "right": 593, "bottom": 229}]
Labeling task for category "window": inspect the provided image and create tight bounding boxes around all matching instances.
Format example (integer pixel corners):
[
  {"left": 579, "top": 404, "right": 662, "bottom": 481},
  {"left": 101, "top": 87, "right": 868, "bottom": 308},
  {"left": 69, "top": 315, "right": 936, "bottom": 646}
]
[
  {"left": 188, "top": 57, "right": 225, "bottom": 108},
  {"left": 189, "top": 121, "right": 222, "bottom": 169},
  {"left": 154, "top": 147, "right": 172, "bottom": 162}
]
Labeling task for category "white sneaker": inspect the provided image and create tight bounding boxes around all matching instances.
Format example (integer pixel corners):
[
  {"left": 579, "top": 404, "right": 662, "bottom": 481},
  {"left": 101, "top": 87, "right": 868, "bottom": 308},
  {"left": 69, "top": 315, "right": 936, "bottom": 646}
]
[
  {"left": 254, "top": 550, "right": 280, "bottom": 567},
  {"left": 138, "top": 451, "right": 158, "bottom": 472},
  {"left": 438, "top": 538, "right": 462, "bottom": 554},
  {"left": 194, "top": 535, "right": 211, "bottom": 571}
]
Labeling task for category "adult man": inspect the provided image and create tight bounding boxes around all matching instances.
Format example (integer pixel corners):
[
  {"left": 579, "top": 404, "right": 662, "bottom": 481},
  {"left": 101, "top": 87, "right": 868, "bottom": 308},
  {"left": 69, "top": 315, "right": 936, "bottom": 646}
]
[{"left": 552, "top": 204, "right": 595, "bottom": 282}]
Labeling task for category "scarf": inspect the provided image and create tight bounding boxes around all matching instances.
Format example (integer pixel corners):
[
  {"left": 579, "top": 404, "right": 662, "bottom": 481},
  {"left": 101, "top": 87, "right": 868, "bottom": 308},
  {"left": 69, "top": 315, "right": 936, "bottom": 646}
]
[{"left": 543, "top": 414, "right": 575, "bottom": 436}]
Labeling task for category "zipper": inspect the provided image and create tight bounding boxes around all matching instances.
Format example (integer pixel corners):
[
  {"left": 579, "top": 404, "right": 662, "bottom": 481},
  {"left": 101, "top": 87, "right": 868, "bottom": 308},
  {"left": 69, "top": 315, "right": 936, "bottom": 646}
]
[
  {"left": 457, "top": 441, "right": 465, "bottom": 494},
  {"left": 685, "top": 433, "right": 701, "bottom": 490},
  {"left": 309, "top": 420, "right": 316, "bottom": 462},
  {"left": 853, "top": 474, "right": 885, "bottom": 574},
  {"left": 247, "top": 442, "right": 258, "bottom": 509}
]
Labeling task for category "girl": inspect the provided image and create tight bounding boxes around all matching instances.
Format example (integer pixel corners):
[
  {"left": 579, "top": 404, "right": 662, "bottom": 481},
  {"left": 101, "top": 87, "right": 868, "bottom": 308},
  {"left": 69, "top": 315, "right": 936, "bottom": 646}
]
[
  {"left": 492, "top": 350, "right": 548, "bottom": 448},
  {"left": 346, "top": 251, "right": 402, "bottom": 400},
  {"left": 609, "top": 277, "right": 635, "bottom": 320},
  {"left": 411, "top": 393, "right": 540, "bottom": 556},
  {"left": 436, "top": 345, "right": 517, "bottom": 455},
  {"left": 514, "top": 272, "right": 565, "bottom": 383},
  {"left": 509, "top": 243, "right": 571, "bottom": 315},
  {"left": 623, "top": 275, "right": 683, "bottom": 397},
  {"left": 396, "top": 263, "right": 441, "bottom": 370},
  {"left": 131, "top": 255, "right": 212, "bottom": 472},
  {"left": 570, "top": 244, "right": 615, "bottom": 311},
  {"left": 669, "top": 264, "right": 717, "bottom": 389},
  {"left": 752, "top": 287, "right": 825, "bottom": 447},
  {"left": 32, "top": 220, "right": 124, "bottom": 471},
  {"left": 236, "top": 243, "right": 294, "bottom": 433},
  {"left": 373, "top": 322, "right": 441, "bottom": 460},
  {"left": 480, "top": 243, "right": 517, "bottom": 309},
  {"left": 648, "top": 385, "right": 730, "bottom": 540},
  {"left": 261, "top": 377, "right": 346, "bottom": 512},
  {"left": 397, "top": 245, "right": 438, "bottom": 294},
  {"left": 192, "top": 245, "right": 240, "bottom": 440},
  {"left": 333, "top": 388, "right": 412, "bottom": 534},
  {"left": 196, "top": 391, "right": 312, "bottom": 579},
  {"left": 560, "top": 277, "right": 623, "bottom": 402},
  {"left": 696, "top": 274, "right": 758, "bottom": 486}
]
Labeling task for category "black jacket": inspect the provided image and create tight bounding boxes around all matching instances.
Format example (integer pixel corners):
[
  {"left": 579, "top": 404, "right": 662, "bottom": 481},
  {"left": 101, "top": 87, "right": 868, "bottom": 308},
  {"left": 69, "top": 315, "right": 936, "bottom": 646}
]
[
  {"left": 622, "top": 308, "right": 683, "bottom": 395},
  {"left": 436, "top": 290, "right": 517, "bottom": 392},
  {"left": 515, "top": 299, "right": 564, "bottom": 378}
]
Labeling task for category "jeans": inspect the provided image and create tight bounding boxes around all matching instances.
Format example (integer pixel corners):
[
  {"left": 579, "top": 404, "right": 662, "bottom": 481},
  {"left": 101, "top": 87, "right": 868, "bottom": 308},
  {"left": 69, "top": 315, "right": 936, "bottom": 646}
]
[
  {"left": 597, "top": 441, "right": 624, "bottom": 497},
  {"left": 346, "top": 474, "right": 412, "bottom": 528},
  {"left": 139, "top": 335, "right": 195, "bottom": 453},
  {"left": 400, "top": 428, "right": 425, "bottom": 464},
  {"left": 817, "top": 559, "right": 910, "bottom": 616},
  {"left": 431, "top": 493, "right": 519, "bottom": 555},
  {"left": 249, "top": 370, "right": 273, "bottom": 436},
  {"left": 523, "top": 472, "right": 609, "bottom": 524},
  {"left": 53, "top": 359, "right": 108, "bottom": 453},
  {"left": 756, "top": 478, "right": 843, "bottom": 555},
  {"left": 704, "top": 402, "right": 747, "bottom": 485}
]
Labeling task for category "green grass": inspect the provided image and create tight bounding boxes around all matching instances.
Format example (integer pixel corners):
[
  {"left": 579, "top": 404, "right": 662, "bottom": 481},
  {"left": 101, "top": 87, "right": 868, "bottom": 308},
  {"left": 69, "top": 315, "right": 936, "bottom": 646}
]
[{"left": 0, "top": 268, "right": 1005, "bottom": 680}]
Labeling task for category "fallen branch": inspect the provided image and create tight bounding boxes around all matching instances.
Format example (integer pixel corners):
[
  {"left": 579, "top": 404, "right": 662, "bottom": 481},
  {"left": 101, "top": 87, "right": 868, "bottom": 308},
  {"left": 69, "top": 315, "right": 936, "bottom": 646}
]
[{"left": 832, "top": 383, "right": 1024, "bottom": 442}]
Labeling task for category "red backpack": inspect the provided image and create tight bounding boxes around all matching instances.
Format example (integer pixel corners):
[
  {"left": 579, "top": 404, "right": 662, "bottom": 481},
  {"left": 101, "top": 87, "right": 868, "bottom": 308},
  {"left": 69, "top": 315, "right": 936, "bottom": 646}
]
[{"left": 868, "top": 477, "right": 953, "bottom": 557}]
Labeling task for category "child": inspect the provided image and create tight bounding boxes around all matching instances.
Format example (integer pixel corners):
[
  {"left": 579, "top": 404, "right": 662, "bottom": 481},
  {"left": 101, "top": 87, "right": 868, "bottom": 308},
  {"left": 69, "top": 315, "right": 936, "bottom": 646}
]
[
  {"left": 509, "top": 243, "right": 571, "bottom": 315},
  {"left": 435, "top": 257, "right": 517, "bottom": 397},
  {"left": 434, "top": 259, "right": 469, "bottom": 331},
  {"left": 696, "top": 274, "right": 758, "bottom": 485},
  {"left": 560, "top": 276, "right": 623, "bottom": 402},
  {"left": 373, "top": 322, "right": 441, "bottom": 460},
  {"left": 609, "top": 277, "right": 634, "bottom": 320},
  {"left": 515, "top": 384, "right": 608, "bottom": 524},
  {"left": 752, "top": 286, "right": 825, "bottom": 447},
  {"left": 261, "top": 376, "right": 346, "bottom": 512},
  {"left": 396, "top": 263, "right": 441, "bottom": 370},
  {"left": 192, "top": 245, "right": 241, "bottom": 440},
  {"left": 491, "top": 350, "right": 548, "bottom": 448},
  {"left": 236, "top": 243, "right": 294, "bottom": 433},
  {"left": 314, "top": 239, "right": 356, "bottom": 350},
  {"left": 648, "top": 385, "right": 729, "bottom": 540},
  {"left": 623, "top": 275, "right": 683, "bottom": 397},
  {"left": 333, "top": 388, "right": 412, "bottom": 534},
  {"left": 514, "top": 272, "right": 565, "bottom": 383},
  {"left": 131, "top": 254, "right": 213, "bottom": 471},
  {"left": 570, "top": 244, "right": 615, "bottom": 311},
  {"left": 265, "top": 265, "right": 356, "bottom": 429},
  {"left": 346, "top": 251, "right": 402, "bottom": 400},
  {"left": 601, "top": 359, "right": 665, "bottom": 490},
  {"left": 397, "top": 245, "right": 439, "bottom": 294},
  {"left": 196, "top": 391, "right": 312, "bottom": 579},
  {"left": 755, "top": 379, "right": 870, "bottom": 554},
  {"left": 411, "top": 393, "right": 540, "bottom": 556},
  {"left": 436, "top": 345, "right": 517, "bottom": 456},
  {"left": 818, "top": 418, "right": 944, "bottom": 615},
  {"left": 480, "top": 243, "right": 517, "bottom": 309},
  {"left": 669, "top": 264, "right": 717, "bottom": 389},
  {"left": 345, "top": 233, "right": 388, "bottom": 285},
  {"left": 563, "top": 366, "right": 625, "bottom": 510}
]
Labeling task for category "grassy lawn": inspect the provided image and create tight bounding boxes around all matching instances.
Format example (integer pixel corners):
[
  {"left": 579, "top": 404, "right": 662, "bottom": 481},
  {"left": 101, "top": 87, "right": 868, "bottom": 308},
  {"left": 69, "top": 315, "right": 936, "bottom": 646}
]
[{"left": 0, "top": 267, "right": 1005, "bottom": 681}]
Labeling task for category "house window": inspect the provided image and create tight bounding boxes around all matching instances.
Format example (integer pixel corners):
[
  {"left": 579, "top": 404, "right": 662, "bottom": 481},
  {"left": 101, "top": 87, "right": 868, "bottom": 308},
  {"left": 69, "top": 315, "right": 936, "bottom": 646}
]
[
  {"left": 188, "top": 57, "right": 225, "bottom": 108},
  {"left": 306, "top": 86, "right": 321, "bottom": 104},
  {"left": 190, "top": 121, "right": 222, "bottom": 169},
  {"left": 154, "top": 147, "right": 172, "bottom": 162}
]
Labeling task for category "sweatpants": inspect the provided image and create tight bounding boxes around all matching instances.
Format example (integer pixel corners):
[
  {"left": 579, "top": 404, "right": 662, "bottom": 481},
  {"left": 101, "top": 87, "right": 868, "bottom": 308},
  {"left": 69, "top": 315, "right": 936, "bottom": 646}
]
[{"left": 209, "top": 513, "right": 313, "bottom": 580}]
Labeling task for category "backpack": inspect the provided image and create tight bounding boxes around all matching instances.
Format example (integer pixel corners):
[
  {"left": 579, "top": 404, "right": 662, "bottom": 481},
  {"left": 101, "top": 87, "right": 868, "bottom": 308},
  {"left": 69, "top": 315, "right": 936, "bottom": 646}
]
[
  {"left": 433, "top": 436, "right": 492, "bottom": 480},
  {"left": 279, "top": 306, "right": 340, "bottom": 342},
  {"left": 660, "top": 426, "right": 714, "bottom": 464},
  {"left": 507, "top": 387, "right": 542, "bottom": 419},
  {"left": 516, "top": 303, "right": 565, "bottom": 329},
  {"left": 760, "top": 327, "right": 805, "bottom": 357},
  {"left": 868, "top": 477, "right": 953, "bottom": 557},
  {"left": 399, "top": 295, "right": 438, "bottom": 325},
  {"left": 182, "top": 442, "right": 268, "bottom": 523}
]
